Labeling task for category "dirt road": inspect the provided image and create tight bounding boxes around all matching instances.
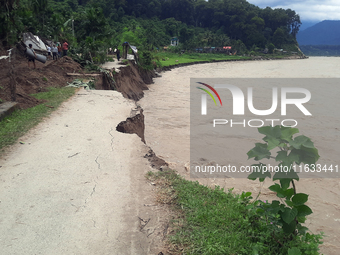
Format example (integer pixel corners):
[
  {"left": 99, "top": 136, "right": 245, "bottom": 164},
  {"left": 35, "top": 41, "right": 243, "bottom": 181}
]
[{"left": 0, "top": 90, "right": 165, "bottom": 254}]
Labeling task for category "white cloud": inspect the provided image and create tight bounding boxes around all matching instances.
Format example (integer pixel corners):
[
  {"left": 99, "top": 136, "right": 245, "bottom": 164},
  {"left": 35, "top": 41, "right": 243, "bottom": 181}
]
[{"left": 247, "top": 0, "right": 340, "bottom": 21}]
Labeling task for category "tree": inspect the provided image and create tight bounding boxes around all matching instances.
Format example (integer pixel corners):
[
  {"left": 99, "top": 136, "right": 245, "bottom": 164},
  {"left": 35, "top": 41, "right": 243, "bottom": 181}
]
[
  {"left": 273, "top": 27, "right": 285, "bottom": 48},
  {"left": 251, "top": 16, "right": 265, "bottom": 31},
  {"left": 163, "top": 17, "right": 181, "bottom": 37},
  {"left": 0, "top": 0, "right": 20, "bottom": 45},
  {"left": 215, "top": 34, "right": 230, "bottom": 47},
  {"left": 232, "top": 39, "right": 247, "bottom": 54},
  {"left": 286, "top": 9, "right": 301, "bottom": 38},
  {"left": 76, "top": 6, "right": 109, "bottom": 40},
  {"left": 168, "top": 0, "right": 194, "bottom": 25},
  {"left": 49, "top": 13, "right": 66, "bottom": 41},
  {"left": 33, "top": 0, "right": 48, "bottom": 32},
  {"left": 202, "top": 30, "right": 213, "bottom": 46},
  {"left": 267, "top": 43, "right": 275, "bottom": 54},
  {"left": 0, "top": 0, "right": 302, "bottom": 54},
  {"left": 179, "top": 26, "right": 194, "bottom": 46},
  {"left": 192, "top": 0, "right": 207, "bottom": 27},
  {"left": 247, "top": 32, "right": 266, "bottom": 48}
]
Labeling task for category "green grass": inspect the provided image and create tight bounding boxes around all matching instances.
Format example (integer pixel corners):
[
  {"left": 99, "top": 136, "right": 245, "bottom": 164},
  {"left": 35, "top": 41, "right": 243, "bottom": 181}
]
[
  {"left": 0, "top": 87, "right": 76, "bottom": 151},
  {"left": 154, "top": 52, "right": 251, "bottom": 67},
  {"left": 153, "top": 51, "right": 303, "bottom": 68},
  {"left": 147, "top": 170, "right": 323, "bottom": 255}
]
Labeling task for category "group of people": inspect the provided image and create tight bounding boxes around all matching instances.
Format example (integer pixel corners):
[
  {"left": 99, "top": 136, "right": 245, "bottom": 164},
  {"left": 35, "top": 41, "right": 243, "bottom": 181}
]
[
  {"left": 27, "top": 41, "right": 69, "bottom": 68},
  {"left": 46, "top": 41, "right": 68, "bottom": 60}
]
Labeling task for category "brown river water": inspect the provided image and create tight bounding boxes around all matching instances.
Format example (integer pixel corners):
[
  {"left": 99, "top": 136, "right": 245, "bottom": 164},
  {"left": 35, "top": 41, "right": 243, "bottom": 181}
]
[{"left": 139, "top": 57, "right": 340, "bottom": 254}]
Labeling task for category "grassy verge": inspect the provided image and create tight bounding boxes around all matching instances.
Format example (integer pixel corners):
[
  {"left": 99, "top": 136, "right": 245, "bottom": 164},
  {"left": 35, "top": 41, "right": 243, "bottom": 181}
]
[
  {"left": 147, "top": 170, "right": 323, "bottom": 255},
  {"left": 0, "top": 87, "right": 76, "bottom": 151},
  {"left": 154, "top": 52, "right": 251, "bottom": 67},
  {"left": 152, "top": 52, "right": 300, "bottom": 67}
]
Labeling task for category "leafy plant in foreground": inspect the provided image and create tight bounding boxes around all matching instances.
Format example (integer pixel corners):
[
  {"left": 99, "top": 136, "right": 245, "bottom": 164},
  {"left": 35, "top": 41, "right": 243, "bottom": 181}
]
[{"left": 247, "top": 125, "right": 323, "bottom": 254}]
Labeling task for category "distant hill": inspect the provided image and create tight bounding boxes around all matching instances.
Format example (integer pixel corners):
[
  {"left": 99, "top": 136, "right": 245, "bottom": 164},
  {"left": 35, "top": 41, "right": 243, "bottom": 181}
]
[
  {"left": 297, "top": 20, "right": 340, "bottom": 45},
  {"left": 299, "top": 21, "right": 317, "bottom": 31},
  {"left": 299, "top": 45, "right": 340, "bottom": 56}
]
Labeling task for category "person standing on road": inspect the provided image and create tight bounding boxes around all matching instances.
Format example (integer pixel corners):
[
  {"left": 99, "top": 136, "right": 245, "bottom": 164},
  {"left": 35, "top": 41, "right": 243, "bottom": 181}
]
[
  {"left": 116, "top": 48, "right": 121, "bottom": 61},
  {"left": 27, "top": 44, "right": 37, "bottom": 69},
  {"left": 62, "top": 41, "right": 69, "bottom": 56}
]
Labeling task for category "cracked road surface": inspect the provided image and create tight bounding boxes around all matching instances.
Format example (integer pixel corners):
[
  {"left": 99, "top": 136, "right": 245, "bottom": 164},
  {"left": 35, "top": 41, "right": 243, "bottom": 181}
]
[{"left": 0, "top": 90, "right": 165, "bottom": 254}]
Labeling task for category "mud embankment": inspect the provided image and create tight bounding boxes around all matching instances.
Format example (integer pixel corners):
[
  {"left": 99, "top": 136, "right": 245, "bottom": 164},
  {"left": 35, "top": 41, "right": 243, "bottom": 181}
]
[
  {"left": 113, "top": 61, "right": 168, "bottom": 170},
  {"left": 116, "top": 106, "right": 145, "bottom": 143},
  {"left": 112, "top": 62, "right": 155, "bottom": 101}
]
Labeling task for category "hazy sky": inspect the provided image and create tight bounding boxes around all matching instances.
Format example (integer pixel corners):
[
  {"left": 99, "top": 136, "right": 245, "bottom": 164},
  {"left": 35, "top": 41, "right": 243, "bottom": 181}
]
[{"left": 247, "top": 0, "right": 340, "bottom": 22}]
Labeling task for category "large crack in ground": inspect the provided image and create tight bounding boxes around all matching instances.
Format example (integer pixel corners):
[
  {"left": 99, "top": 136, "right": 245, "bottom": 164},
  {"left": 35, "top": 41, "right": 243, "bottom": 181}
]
[
  {"left": 116, "top": 105, "right": 168, "bottom": 170},
  {"left": 101, "top": 60, "right": 168, "bottom": 171}
]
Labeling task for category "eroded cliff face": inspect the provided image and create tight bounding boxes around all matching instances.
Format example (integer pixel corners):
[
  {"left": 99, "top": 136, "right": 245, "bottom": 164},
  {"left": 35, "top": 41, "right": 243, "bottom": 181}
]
[
  {"left": 116, "top": 107, "right": 145, "bottom": 143},
  {"left": 112, "top": 61, "right": 155, "bottom": 101},
  {"left": 114, "top": 62, "right": 168, "bottom": 170}
]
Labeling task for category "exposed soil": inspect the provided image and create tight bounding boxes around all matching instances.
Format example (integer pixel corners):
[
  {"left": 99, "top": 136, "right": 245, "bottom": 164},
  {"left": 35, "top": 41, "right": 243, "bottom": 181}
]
[
  {"left": 0, "top": 47, "right": 84, "bottom": 109},
  {"left": 100, "top": 59, "right": 169, "bottom": 170},
  {"left": 116, "top": 106, "right": 146, "bottom": 143},
  {"left": 0, "top": 45, "right": 157, "bottom": 108},
  {"left": 143, "top": 149, "right": 169, "bottom": 170},
  {"left": 116, "top": 106, "right": 168, "bottom": 170},
  {"left": 112, "top": 62, "right": 155, "bottom": 101}
]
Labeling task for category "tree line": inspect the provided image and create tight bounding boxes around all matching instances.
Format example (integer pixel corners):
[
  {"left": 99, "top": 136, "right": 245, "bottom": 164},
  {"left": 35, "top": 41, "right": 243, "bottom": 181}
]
[{"left": 0, "top": 0, "right": 301, "bottom": 62}]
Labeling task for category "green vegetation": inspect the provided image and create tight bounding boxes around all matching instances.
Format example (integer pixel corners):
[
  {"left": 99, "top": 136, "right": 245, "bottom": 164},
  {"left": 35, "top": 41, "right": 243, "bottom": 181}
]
[
  {"left": 152, "top": 51, "right": 302, "bottom": 68},
  {"left": 1, "top": 0, "right": 301, "bottom": 65},
  {"left": 247, "top": 125, "right": 322, "bottom": 254},
  {"left": 147, "top": 126, "right": 323, "bottom": 254},
  {"left": 66, "top": 79, "right": 95, "bottom": 90},
  {"left": 0, "top": 87, "right": 76, "bottom": 151},
  {"left": 148, "top": 170, "right": 322, "bottom": 254},
  {"left": 153, "top": 52, "right": 251, "bottom": 67}
]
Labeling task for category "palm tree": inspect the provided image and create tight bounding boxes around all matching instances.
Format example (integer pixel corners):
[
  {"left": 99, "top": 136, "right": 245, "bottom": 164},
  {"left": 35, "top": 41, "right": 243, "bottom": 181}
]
[
  {"left": 217, "top": 34, "right": 231, "bottom": 47},
  {"left": 202, "top": 30, "right": 213, "bottom": 46}
]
